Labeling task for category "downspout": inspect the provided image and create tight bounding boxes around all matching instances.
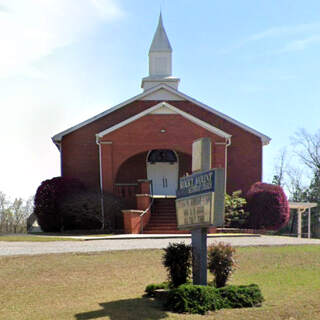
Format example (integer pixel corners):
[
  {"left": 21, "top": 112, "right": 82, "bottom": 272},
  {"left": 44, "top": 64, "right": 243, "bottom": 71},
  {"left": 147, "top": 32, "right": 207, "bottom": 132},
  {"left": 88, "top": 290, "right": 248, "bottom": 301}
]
[
  {"left": 59, "top": 142, "right": 63, "bottom": 176},
  {"left": 225, "top": 138, "right": 231, "bottom": 194},
  {"left": 96, "top": 137, "right": 105, "bottom": 230}
]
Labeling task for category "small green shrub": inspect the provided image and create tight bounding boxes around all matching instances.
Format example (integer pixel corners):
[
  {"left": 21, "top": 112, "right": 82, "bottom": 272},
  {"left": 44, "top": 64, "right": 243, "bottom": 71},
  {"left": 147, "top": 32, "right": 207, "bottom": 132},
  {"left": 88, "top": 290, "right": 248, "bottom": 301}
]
[
  {"left": 165, "top": 284, "right": 224, "bottom": 314},
  {"left": 162, "top": 242, "right": 192, "bottom": 288},
  {"left": 217, "top": 284, "right": 264, "bottom": 308},
  {"left": 207, "top": 242, "right": 236, "bottom": 288},
  {"left": 224, "top": 190, "right": 249, "bottom": 228},
  {"left": 145, "top": 282, "right": 169, "bottom": 296},
  {"left": 164, "top": 283, "right": 263, "bottom": 314}
]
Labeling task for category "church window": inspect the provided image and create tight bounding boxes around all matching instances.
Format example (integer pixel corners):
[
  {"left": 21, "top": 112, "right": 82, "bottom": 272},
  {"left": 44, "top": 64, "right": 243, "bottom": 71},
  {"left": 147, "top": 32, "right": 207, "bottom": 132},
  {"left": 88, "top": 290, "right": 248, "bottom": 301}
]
[{"left": 147, "top": 149, "right": 177, "bottom": 164}]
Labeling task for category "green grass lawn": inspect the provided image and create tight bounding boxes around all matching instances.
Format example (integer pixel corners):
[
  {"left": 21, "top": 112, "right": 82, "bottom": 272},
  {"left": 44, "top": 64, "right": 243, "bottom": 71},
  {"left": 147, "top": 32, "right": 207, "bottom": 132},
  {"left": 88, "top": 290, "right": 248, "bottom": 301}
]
[{"left": 1, "top": 246, "right": 320, "bottom": 319}]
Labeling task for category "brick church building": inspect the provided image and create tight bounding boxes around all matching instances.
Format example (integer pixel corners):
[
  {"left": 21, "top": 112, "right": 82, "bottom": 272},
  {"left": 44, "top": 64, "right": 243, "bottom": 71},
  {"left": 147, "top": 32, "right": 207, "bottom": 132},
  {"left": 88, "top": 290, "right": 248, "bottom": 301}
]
[{"left": 52, "top": 15, "right": 270, "bottom": 233}]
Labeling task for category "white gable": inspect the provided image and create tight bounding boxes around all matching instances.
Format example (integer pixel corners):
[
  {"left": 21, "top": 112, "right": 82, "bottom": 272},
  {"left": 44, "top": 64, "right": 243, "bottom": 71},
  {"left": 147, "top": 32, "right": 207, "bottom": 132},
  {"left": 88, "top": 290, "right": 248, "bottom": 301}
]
[
  {"left": 96, "top": 102, "right": 232, "bottom": 140},
  {"left": 141, "top": 88, "right": 184, "bottom": 101},
  {"left": 150, "top": 105, "right": 178, "bottom": 114}
]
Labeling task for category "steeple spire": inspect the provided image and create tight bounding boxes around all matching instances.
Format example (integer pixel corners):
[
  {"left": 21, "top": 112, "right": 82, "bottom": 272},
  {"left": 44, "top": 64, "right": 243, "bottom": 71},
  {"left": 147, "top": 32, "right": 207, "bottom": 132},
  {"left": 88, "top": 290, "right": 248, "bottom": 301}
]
[
  {"left": 149, "top": 13, "right": 172, "bottom": 52},
  {"left": 141, "top": 13, "right": 180, "bottom": 91}
]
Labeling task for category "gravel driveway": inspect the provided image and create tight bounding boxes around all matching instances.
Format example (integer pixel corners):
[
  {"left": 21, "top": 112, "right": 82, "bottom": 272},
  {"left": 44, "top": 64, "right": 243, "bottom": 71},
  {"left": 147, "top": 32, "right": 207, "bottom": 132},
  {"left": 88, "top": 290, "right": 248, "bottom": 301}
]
[{"left": 1, "top": 235, "right": 320, "bottom": 257}]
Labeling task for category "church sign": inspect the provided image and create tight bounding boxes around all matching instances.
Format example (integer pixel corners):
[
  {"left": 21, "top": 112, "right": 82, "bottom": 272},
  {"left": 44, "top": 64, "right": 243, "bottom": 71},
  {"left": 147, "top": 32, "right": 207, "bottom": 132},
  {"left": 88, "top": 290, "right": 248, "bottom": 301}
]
[{"left": 176, "top": 168, "right": 225, "bottom": 229}]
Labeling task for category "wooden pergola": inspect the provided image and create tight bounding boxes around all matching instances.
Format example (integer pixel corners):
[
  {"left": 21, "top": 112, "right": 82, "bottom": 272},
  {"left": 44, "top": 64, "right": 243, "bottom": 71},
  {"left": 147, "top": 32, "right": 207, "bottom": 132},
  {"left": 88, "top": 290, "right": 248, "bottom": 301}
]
[{"left": 289, "top": 202, "right": 318, "bottom": 238}]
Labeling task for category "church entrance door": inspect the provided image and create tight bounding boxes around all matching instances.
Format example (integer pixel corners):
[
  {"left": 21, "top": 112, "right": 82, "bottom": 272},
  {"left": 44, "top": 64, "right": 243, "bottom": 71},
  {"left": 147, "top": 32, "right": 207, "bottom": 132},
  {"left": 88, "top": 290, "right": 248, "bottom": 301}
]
[{"left": 146, "top": 150, "right": 178, "bottom": 196}]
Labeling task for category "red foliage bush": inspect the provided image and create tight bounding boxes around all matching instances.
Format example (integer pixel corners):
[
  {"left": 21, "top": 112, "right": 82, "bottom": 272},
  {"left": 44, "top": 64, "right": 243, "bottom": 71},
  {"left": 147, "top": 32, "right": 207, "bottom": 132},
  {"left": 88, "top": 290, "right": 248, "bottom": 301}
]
[
  {"left": 246, "top": 182, "right": 290, "bottom": 231},
  {"left": 34, "top": 177, "right": 85, "bottom": 232}
]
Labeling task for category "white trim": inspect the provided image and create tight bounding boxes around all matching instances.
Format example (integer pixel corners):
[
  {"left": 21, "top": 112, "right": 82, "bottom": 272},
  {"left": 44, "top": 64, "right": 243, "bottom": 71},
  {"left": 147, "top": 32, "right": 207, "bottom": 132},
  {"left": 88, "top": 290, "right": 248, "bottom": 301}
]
[
  {"left": 150, "top": 105, "right": 178, "bottom": 114},
  {"left": 52, "top": 83, "right": 271, "bottom": 145},
  {"left": 142, "top": 88, "right": 184, "bottom": 101},
  {"left": 97, "top": 141, "right": 104, "bottom": 194},
  {"left": 96, "top": 102, "right": 232, "bottom": 139},
  {"left": 160, "top": 85, "right": 271, "bottom": 145}
]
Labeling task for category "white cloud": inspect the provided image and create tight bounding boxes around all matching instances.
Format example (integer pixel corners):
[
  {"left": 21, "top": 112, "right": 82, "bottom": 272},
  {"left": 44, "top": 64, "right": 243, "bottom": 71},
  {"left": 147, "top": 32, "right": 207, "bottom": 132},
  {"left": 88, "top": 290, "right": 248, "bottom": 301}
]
[
  {"left": 220, "top": 22, "right": 320, "bottom": 55},
  {"left": 0, "top": 0, "right": 124, "bottom": 78},
  {"left": 278, "top": 35, "right": 320, "bottom": 53},
  {"left": 248, "top": 22, "right": 320, "bottom": 41}
]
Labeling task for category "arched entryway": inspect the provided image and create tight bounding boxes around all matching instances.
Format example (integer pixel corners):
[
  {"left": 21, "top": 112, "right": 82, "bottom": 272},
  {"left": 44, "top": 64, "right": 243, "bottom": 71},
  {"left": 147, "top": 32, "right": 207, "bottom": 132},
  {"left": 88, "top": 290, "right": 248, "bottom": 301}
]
[{"left": 146, "top": 149, "right": 179, "bottom": 196}]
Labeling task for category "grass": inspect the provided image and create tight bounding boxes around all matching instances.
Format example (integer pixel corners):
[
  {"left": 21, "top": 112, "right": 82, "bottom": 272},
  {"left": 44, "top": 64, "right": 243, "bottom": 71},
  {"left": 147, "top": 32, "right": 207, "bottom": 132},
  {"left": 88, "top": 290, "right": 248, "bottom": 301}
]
[
  {"left": 0, "top": 235, "right": 82, "bottom": 242},
  {"left": 1, "top": 245, "right": 320, "bottom": 319}
]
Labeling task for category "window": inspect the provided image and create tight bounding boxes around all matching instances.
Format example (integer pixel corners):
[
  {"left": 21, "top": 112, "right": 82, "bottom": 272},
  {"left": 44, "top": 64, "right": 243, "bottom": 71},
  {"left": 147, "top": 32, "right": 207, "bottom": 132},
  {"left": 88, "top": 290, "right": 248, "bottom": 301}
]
[{"left": 147, "top": 149, "right": 177, "bottom": 163}]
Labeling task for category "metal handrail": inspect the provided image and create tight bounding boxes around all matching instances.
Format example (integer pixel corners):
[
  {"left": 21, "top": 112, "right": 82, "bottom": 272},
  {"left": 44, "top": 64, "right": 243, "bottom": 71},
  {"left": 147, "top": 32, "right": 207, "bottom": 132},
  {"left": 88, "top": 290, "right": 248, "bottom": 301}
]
[{"left": 140, "top": 181, "right": 154, "bottom": 233}]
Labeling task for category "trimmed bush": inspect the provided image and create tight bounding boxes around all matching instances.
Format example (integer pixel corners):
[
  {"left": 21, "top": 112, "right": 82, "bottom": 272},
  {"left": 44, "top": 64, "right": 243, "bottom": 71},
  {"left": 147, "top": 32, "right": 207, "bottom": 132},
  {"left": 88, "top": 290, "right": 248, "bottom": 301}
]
[
  {"left": 246, "top": 182, "right": 290, "bottom": 231},
  {"left": 34, "top": 177, "right": 125, "bottom": 232},
  {"left": 162, "top": 242, "right": 192, "bottom": 288},
  {"left": 224, "top": 190, "right": 249, "bottom": 228},
  {"left": 207, "top": 242, "right": 236, "bottom": 288},
  {"left": 34, "top": 177, "right": 85, "bottom": 232},
  {"left": 165, "top": 284, "right": 224, "bottom": 314},
  {"left": 165, "top": 283, "right": 263, "bottom": 314},
  {"left": 217, "top": 284, "right": 264, "bottom": 308}
]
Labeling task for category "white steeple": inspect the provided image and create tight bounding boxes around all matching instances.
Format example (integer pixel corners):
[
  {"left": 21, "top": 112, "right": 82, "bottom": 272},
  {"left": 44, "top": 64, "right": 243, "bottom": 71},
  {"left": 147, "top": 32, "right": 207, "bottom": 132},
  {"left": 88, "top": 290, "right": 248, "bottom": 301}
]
[{"left": 141, "top": 13, "right": 180, "bottom": 91}]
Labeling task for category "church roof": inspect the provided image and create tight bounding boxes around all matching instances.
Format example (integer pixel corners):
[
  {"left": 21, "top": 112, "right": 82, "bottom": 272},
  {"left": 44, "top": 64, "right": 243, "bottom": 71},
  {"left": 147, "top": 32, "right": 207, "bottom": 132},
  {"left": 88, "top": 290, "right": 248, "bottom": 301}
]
[
  {"left": 52, "top": 84, "right": 271, "bottom": 147},
  {"left": 149, "top": 13, "right": 172, "bottom": 52}
]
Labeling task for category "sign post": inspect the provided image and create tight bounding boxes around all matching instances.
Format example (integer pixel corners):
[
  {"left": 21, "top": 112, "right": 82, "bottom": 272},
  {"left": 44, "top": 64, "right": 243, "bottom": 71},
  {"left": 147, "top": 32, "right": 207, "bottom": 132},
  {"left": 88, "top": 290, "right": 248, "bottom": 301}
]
[{"left": 176, "top": 138, "right": 225, "bottom": 285}]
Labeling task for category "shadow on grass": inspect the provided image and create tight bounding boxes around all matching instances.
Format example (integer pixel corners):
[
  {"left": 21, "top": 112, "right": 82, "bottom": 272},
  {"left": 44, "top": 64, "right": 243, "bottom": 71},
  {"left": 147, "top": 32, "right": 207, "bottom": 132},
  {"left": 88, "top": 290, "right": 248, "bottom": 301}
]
[{"left": 74, "top": 297, "right": 168, "bottom": 320}]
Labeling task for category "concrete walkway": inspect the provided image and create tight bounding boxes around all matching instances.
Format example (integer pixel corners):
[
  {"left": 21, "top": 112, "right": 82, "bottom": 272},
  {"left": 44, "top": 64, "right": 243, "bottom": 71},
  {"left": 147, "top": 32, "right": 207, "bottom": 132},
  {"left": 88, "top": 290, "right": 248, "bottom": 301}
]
[{"left": 1, "top": 235, "right": 320, "bottom": 257}]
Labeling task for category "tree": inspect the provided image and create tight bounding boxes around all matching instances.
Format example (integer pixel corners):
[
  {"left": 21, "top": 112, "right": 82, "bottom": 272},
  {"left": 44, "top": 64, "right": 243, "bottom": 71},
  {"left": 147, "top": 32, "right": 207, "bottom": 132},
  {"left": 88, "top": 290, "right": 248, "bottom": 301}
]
[
  {"left": 291, "top": 129, "right": 320, "bottom": 204},
  {"left": 246, "top": 182, "right": 290, "bottom": 231},
  {"left": 0, "top": 192, "right": 34, "bottom": 233},
  {"left": 0, "top": 191, "right": 9, "bottom": 232},
  {"left": 272, "top": 148, "right": 287, "bottom": 187},
  {"left": 306, "top": 170, "right": 320, "bottom": 204},
  {"left": 10, "top": 198, "right": 32, "bottom": 233},
  {"left": 292, "top": 129, "right": 320, "bottom": 172},
  {"left": 286, "top": 167, "right": 308, "bottom": 202}
]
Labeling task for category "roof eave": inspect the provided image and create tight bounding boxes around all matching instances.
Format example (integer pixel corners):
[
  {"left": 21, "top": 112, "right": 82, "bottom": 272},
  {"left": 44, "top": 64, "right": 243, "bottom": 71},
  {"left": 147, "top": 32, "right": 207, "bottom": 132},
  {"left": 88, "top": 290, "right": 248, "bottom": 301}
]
[{"left": 52, "top": 83, "right": 271, "bottom": 146}]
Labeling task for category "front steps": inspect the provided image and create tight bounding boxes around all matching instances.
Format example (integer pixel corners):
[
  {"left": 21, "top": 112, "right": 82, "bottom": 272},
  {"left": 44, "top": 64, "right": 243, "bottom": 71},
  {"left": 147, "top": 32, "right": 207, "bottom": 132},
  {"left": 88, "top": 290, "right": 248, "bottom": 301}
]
[{"left": 143, "top": 198, "right": 189, "bottom": 234}]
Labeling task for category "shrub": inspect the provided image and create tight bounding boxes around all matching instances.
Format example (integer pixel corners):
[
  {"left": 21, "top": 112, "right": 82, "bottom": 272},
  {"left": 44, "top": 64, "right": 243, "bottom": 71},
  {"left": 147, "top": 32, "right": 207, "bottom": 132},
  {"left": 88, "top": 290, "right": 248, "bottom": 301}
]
[
  {"left": 165, "top": 283, "right": 263, "bottom": 314},
  {"left": 162, "top": 243, "right": 192, "bottom": 288},
  {"left": 34, "top": 177, "right": 85, "bottom": 232},
  {"left": 224, "top": 190, "right": 249, "bottom": 228},
  {"left": 165, "top": 284, "right": 224, "bottom": 314},
  {"left": 207, "top": 242, "right": 236, "bottom": 288},
  {"left": 246, "top": 182, "right": 290, "bottom": 231},
  {"left": 60, "top": 191, "right": 124, "bottom": 231},
  {"left": 217, "top": 284, "right": 264, "bottom": 308},
  {"left": 34, "top": 177, "right": 124, "bottom": 232}
]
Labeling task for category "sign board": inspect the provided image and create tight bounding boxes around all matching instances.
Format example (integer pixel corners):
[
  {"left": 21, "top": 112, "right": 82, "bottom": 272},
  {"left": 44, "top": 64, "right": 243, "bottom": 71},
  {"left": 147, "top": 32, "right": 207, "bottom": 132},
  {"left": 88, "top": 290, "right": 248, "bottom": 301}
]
[
  {"left": 176, "top": 168, "right": 225, "bottom": 229},
  {"left": 192, "top": 137, "right": 211, "bottom": 173}
]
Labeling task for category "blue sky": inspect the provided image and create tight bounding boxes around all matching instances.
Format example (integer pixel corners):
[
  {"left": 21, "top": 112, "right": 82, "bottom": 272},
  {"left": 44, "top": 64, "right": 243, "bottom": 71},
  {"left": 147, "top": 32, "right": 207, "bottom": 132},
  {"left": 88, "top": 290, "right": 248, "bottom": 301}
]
[{"left": 1, "top": 0, "right": 320, "bottom": 199}]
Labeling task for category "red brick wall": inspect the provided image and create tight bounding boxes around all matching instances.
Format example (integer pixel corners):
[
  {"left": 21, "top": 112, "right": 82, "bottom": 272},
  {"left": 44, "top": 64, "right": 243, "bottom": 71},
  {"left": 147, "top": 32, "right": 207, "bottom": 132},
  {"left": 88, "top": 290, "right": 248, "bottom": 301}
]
[
  {"left": 116, "top": 152, "right": 148, "bottom": 183},
  {"left": 61, "top": 100, "right": 155, "bottom": 191},
  {"left": 60, "top": 99, "right": 262, "bottom": 195},
  {"left": 99, "top": 114, "right": 226, "bottom": 193}
]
